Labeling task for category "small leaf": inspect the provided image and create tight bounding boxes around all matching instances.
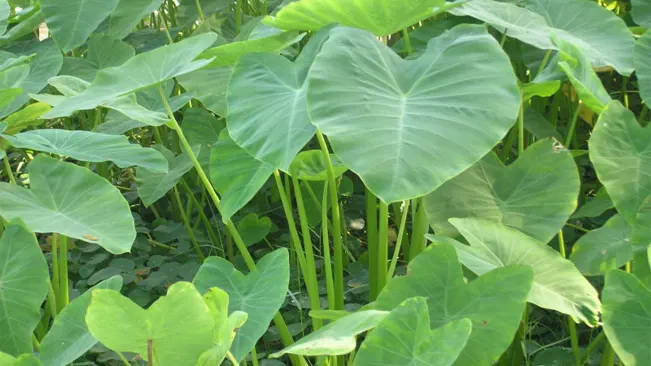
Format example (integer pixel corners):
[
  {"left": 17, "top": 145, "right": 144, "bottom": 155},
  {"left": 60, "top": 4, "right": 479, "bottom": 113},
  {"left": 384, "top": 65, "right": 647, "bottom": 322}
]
[
  {"left": 0, "top": 219, "right": 48, "bottom": 357},
  {"left": 290, "top": 150, "right": 347, "bottom": 181},
  {"left": 0, "top": 155, "right": 136, "bottom": 254},
  {"left": 237, "top": 213, "right": 272, "bottom": 247}
]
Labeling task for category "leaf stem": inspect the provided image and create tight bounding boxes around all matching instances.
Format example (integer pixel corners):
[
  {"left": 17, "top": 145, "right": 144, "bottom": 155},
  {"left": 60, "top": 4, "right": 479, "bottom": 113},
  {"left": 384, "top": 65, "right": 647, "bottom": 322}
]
[
  {"left": 401, "top": 28, "right": 412, "bottom": 55},
  {"left": 600, "top": 342, "right": 616, "bottom": 366},
  {"left": 387, "top": 200, "right": 409, "bottom": 280},
  {"left": 172, "top": 186, "right": 205, "bottom": 261},
  {"left": 377, "top": 201, "right": 389, "bottom": 294},
  {"left": 58, "top": 235, "right": 69, "bottom": 310},
  {"left": 322, "top": 184, "right": 336, "bottom": 310},
  {"left": 365, "top": 187, "right": 379, "bottom": 300},
  {"left": 564, "top": 98, "right": 581, "bottom": 149},
  {"left": 315, "top": 130, "right": 344, "bottom": 310},
  {"left": 558, "top": 230, "right": 581, "bottom": 366},
  {"left": 194, "top": 0, "right": 205, "bottom": 22},
  {"left": 518, "top": 97, "right": 525, "bottom": 154},
  {"left": 3, "top": 156, "right": 15, "bottom": 184},
  {"left": 408, "top": 197, "right": 427, "bottom": 261}
]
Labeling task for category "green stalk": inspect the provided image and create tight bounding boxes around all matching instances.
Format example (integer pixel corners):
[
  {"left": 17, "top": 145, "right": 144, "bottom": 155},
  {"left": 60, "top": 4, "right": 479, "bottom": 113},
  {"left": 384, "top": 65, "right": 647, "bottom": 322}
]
[
  {"left": 194, "top": 0, "right": 205, "bottom": 22},
  {"left": 387, "top": 200, "right": 410, "bottom": 280},
  {"left": 157, "top": 87, "right": 302, "bottom": 365},
  {"left": 172, "top": 186, "right": 205, "bottom": 261},
  {"left": 46, "top": 281, "right": 57, "bottom": 319},
  {"left": 322, "top": 184, "right": 336, "bottom": 310},
  {"left": 564, "top": 99, "right": 581, "bottom": 149},
  {"left": 408, "top": 197, "right": 427, "bottom": 261},
  {"left": 377, "top": 201, "right": 389, "bottom": 294},
  {"left": 51, "top": 234, "right": 60, "bottom": 307},
  {"left": 401, "top": 28, "right": 412, "bottom": 55},
  {"left": 620, "top": 76, "right": 629, "bottom": 109},
  {"left": 366, "top": 187, "right": 379, "bottom": 300},
  {"left": 518, "top": 97, "right": 525, "bottom": 154},
  {"left": 273, "top": 171, "right": 321, "bottom": 330},
  {"left": 2, "top": 156, "right": 15, "bottom": 184},
  {"left": 180, "top": 179, "right": 223, "bottom": 254},
  {"left": 315, "top": 130, "right": 345, "bottom": 310},
  {"left": 558, "top": 230, "right": 581, "bottom": 366},
  {"left": 581, "top": 331, "right": 605, "bottom": 364},
  {"left": 236, "top": 0, "right": 243, "bottom": 33},
  {"left": 58, "top": 235, "right": 69, "bottom": 310},
  {"left": 600, "top": 342, "right": 616, "bottom": 366},
  {"left": 116, "top": 351, "right": 131, "bottom": 366}
]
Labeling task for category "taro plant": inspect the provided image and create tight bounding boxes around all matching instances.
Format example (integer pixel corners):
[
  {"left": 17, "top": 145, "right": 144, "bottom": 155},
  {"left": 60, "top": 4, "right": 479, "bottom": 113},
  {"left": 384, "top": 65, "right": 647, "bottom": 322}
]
[{"left": 0, "top": 0, "right": 649, "bottom": 365}]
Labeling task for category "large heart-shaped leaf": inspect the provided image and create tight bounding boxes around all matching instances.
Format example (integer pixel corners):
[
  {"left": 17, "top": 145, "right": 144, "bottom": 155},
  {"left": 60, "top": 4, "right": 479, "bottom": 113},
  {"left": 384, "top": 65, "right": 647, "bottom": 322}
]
[
  {"left": 0, "top": 219, "right": 48, "bottom": 357},
  {"left": 425, "top": 139, "right": 579, "bottom": 244},
  {"left": 307, "top": 25, "right": 520, "bottom": 203},
  {"left": 209, "top": 130, "right": 274, "bottom": 222},
  {"left": 43, "top": 33, "right": 217, "bottom": 118},
  {"left": 270, "top": 310, "right": 389, "bottom": 357},
  {"left": 193, "top": 248, "right": 290, "bottom": 362},
  {"left": 3, "top": 129, "right": 168, "bottom": 173},
  {"left": 440, "top": 218, "right": 601, "bottom": 326},
  {"left": 39, "top": 276, "right": 123, "bottom": 366},
  {"left": 108, "top": 0, "right": 166, "bottom": 40},
  {"left": 451, "top": 0, "right": 635, "bottom": 75},
  {"left": 0, "top": 155, "right": 136, "bottom": 254},
  {"left": 635, "top": 30, "right": 651, "bottom": 105},
  {"left": 136, "top": 146, "right": 195, "bottom": 207},
  {"left": 41, "top": 0, "right": 120, "bottom": 52},
  {"left": 263, "top": 0, "right": 445, "bottom": 36},
  {"left": 86, "top": 282, "right": 214, "bottom": 366},
  {"left": 374, "top": 242, "right": 534, "bottom": 366},
  {"left": 589, "top": 100, "right": 651, "bottom": 224},
  {"left": 226, "top": 27, "right": 331, "bottom": 171},
  {"left": 198, "top": 288, "right": 248, "bottom": 365},
  {"left": 570, "top": 215, "right": 633, "bottom": 276},
  {"left": 602, "top": 270, "right": 651, "bottom": 365},
  {"left": 356, "top": 297, "right": 471, "bottom": 366}
]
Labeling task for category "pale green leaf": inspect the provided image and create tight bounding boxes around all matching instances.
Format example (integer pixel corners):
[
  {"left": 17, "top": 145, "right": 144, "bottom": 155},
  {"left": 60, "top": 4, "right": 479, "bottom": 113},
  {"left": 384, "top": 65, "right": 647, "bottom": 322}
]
[
  {"left": 3, "top": 129, "right": 169, "bottom": 173},
  {"left": 177, "top": 66, "right": 232, "bottom": 117},
  {"left": 374, "top": 243, "right": 534, "bottom": 366},
  {"left": 0, "top": 219, "right": 48, "bottom": 357},
  {"left": 289, "top": 150, "right": 347, "bottom": 181},
  {"left": 424, "top": 139, "right": 579, "bottom": 244},
  {"left": 443, "top": 218, "right": 601, "bottom": 326},
  {"left": 39, "top": 276, "right": 123, "bottom": 366},
  {"left": 355, "top": 298, "right": 471, "bottom": 366},
  {"left": 602, "top": 270, "right": 651, "bottom": 365},
  {"left": 307, "top": 25, "right": 520, "bottom": 203},
  {"left": 635, "top": 30, "right": 651, "bottom": 105},
  {"left": 193, "top": 249, "right": 290, "bottom": 362},
  {"left": 41, "top": 0, "right": 120, "bottom": 52},
  {"left": 0, "top": 155, "right": 136, "bottom": 254},
  {"left": 632, "top": 0, "right": 651, "bottom": 28},
  {"left": 1, "top": 102, "right": 50, "bottom": 135}
]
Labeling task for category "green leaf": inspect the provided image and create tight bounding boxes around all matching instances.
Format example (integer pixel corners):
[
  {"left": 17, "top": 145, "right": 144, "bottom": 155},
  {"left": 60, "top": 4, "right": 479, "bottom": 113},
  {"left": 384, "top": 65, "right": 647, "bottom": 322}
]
[
  {"left": 602, "top": 270, "right": 651, "bottom": 365},
  {"left": 374, "top": 242, "right": 534, "bottom": 366},
  {"left": 589, "top": 101, "right": 651, "bottom": 224},
  {"left": 556, "top": 38, "right": 611, "bottom": 114},
  {"left": 41, "top": 0, "right": 120, "bottom": 52},
  {"left": 635, "top": 30, "right": 651, "bottom": 105},
  {"left": 176, "top": 0, "right": 230, "bottom": 27},
  {"left": 524, "top": 108, "right": 562, "bottom": 141},
  {"left": 451, "top": 0, "right": 635, "bottom": 75},
  {"left": 3, "top": 129, "right": 169, "bottom": 173},
  {"left": 442, "top": 218, "right": 601, "bottom": 326},
  {"left": 0, "top": 1, "right": 9, "bottom": 35},
  {"left": 39, "top": 276, "right": 123, "bottom": 366},
  {"left": 87, "top": 34, "right": 135, "bottom": 70},
  {"left": 1, "top": 102, "right": 50, "bottom": 135},
  {"left": 237, "top": 213, "right": 272, "bottom": 247},
  {"left": 209, "top": 130, "right": 273, "bottom": 222},
  {"left": 532, "top": 348, "right": 576, "bottom": 366},
  {"left": 0, "top": 155, "right": 136, "bottom": 254},
  {"left": 355, "top": 298, "right": 471, "bottom": 366},
  {"left": 86, "top": 282, "right": 214, "bottom": 366},
  {"left": 193, "top": 249, "right": 290, "bottom": 362},
  {"left": 307, "top": 25, "right": 520, "bottom": 203},
  {"left": 108, "top": 0, "right": 166, "bottom": 40},
  {"left": 424, "top": 139, "right": 579, "bottom": 244},
  {"left": 0, "top": 353, "right": 43, "bottom": 366},
  {"left": 262, "top": 0, "right": 445, "bottom": 36},
  {"left": 177, "top": 66, "right": 232, "bottom": 117},
  {"left": 569, "top": 214, "right": 633, "bottom": 276},
  {"left": 290, "top": 150, "right": 347, "bottom": 181},
  {"left": 571, "top": 188, "right": 614, "bottom": 219},
  {"left": 270, "top": 310, "right": 389, "bottom": 357},
  {"left": 136, "top": 146, "right": 195, "bottom": 207},
  {"left": 43, "top": 33, "right": 217, "bottom": 118},
  {"left": 0, "top": 219, "right": 48, "bottom": 357},
  {"left": 632, "top": 0, "right": 651, "bottom": 28},
  {"left": 181, "top": 107, "right": 225, "bottom": 171}
]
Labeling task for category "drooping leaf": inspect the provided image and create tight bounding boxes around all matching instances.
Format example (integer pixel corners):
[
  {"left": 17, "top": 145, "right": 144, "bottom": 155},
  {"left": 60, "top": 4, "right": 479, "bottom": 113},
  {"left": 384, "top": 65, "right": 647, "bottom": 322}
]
[
  {"left": 570, "top": 215, "right": 633, "bottom": 276},
  {"left": 41, "top": 0, "right": 120, "bottom": 52},
  {"left": 523, "top": 108, "right": 562, "bottom": 141},
  {"left": 556, "top": 38, "right": 611, "bottom": 114},
  {"left": 0, "top": 219, "right": 48, "bottom": 357},
  {"left": 0, "top": 155, "right": 136, "bottom": 254},
  {"left": 424, "top": 139, "right": 579, "bottom": 244},
  {"left": 3, "top": 129, "right": 169, "bottom": 173},
  {"left": 108, "top": 0, "right": 166, "bottom": 40},
  {"left": 289, "top": 150, "right": 347, "bottom": 181},
  {"left": 307, "top": 25, "right": 520, "bottom": 203},
  {"left": 193, "top": 249, "right": 290, "bottom": 362},
  {"left": 43, "top": 33, "right": 217, "bottom": 118},
  {"left": 632, "top": 0, "right": 651, "bottom": 28},
  {"left": 440, "top": 218, "right": 601, "bottom": 326},
  {"left": 209, "top": 130, "right": 274, "bottom": 222},
  {"left": 589, "top": 101, "right": 651, "bottom": 224},
  {"left": 355, "top": 298, "right": 471, "bottom": 366},
  {"left": 177, "top": 66, "right": 233, "bottom": 117},
  {"left": 86, "top": 282, "right": 214, "bottom": 366},
  {"left": 270, "top": 310, "right": 388, "bottom": 357},
  {"left": 39, "top": 276, "right": 123, "bottom": 366},
  {"left": 136, "top": 146, "right": 195, "bottom": 207},
  {"left": 635, "top": 30, "right": 651, "bottom": 104},
  {"left": 262, "top": 0, "right": 445, "bottom": 36},
  {"left": 451, "top": 0, "right": 635, "bottom": 75},
  {"left": 237, "top": 213, "right": 272, "bottom": 247},
  {"left": 374, "top": 242, "right": 534, "bottom": 366},
  {"left": 1, "top": 102, "right": 50, "bottom": 135},
  {"left": 602, "top": 270, "right": 651, "bottom": 365}
]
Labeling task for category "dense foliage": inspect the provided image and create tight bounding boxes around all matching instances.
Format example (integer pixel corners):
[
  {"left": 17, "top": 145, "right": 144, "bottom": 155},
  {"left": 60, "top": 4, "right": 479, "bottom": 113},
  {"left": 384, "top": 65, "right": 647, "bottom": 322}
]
[{"left": 0, "top": 0, "right": 649, "bottom": 365}]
